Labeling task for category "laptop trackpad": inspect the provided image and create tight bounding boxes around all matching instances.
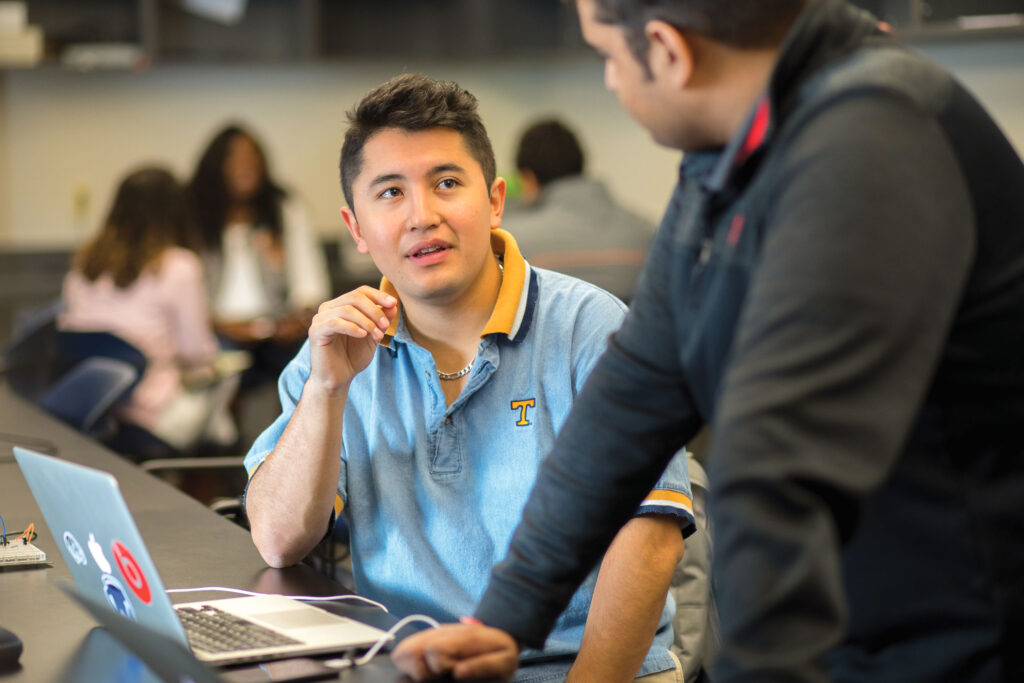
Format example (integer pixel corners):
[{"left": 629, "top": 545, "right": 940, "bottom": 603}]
[{"left": 257, "top": 609, "right": 349, "bottom": 630}]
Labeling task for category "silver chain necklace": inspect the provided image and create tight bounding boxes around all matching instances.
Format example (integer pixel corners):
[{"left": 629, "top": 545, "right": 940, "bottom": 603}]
[
  {"left": 437, "top": 360, "right": 473, "bottom": 381},
  {"left": 436, "top": 260, "right": 502, "bottom": 382}
]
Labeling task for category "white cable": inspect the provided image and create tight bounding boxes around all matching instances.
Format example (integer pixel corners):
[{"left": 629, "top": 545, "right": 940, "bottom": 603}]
[
  {"left": 323, "top": 614, "right": 440, "bottom": 668},
  {"left": 165, "top": 586, "right": 388, "bottom": 613}
]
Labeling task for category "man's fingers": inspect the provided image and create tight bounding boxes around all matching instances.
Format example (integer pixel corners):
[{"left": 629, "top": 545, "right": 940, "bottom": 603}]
[
  {"left": 390, "top": 644, "right": 436, "bottom": 680},
  {"left": 320, "top": 286, "right": 397, "bottom": 326},
  {"left": 423, "top": 625, "right": 510, "bottom": 657},
  {"left": 315, "top": 315, "right": 384, "bottom": 343},
  {"left": 425, "top": 648, "right": 458, "bottom": 675},
  {"left": 391, "top": 625, "right": 518, "bottom": 682},
  {"left": 310, "top": 304, "right": 385, "bottom": 342},
  {"left": 319, "top": 299, "right": 390, "bottom": 331},
  {"left": 392, "top": 634, "right": 449, "bottom": 681},
  {"left": 428, "top": 626, "right": 517, "bottom": 680},
  {"left": 451, "top": 649, "right": 518, "bottom": 681}
]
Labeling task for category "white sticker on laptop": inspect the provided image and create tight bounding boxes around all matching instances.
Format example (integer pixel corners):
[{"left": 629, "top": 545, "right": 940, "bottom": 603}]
[
  {"left": 88, "top": 533, "right": 112, "bottom": 573},
  {"left": 63, "top": 531, "right": 87, "bottom": 566}
]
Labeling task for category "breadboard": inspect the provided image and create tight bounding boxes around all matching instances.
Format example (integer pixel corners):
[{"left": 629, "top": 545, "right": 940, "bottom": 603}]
[{"left": 0, "top": 541, "right": 47, "bottom": 567}]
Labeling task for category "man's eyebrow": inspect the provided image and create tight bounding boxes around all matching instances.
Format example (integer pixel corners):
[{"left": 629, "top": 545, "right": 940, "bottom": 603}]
[
  {"left": 430, "top": 163, "right": 467, "bottom": 176},
  {"left": 367, "top": 164, "right": 467, "bottom": 188},
  {"left": 369, "top": 173, "right": 405, "bottom": 188}
]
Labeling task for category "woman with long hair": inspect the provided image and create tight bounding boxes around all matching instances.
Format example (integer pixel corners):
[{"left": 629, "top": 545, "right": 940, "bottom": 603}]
[
  {"left": 189, "top": 124, "right": 329, "bottom": 389},
  {"left": 61, "top": 166, "right": 237, "bottom": 451}
]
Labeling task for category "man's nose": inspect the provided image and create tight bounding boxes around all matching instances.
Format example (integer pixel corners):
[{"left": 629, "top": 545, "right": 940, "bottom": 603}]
[{"left": 405, "top": 188, "right": 441, "bottom": 230}]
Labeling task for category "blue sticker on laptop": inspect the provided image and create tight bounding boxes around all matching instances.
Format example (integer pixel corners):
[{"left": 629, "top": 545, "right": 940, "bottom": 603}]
[
  {"left": 64, "top": 531, "right": 87, "bottom": 566},
  {"left": 102, "top": 573, "right": 136, "bottom": 621}
]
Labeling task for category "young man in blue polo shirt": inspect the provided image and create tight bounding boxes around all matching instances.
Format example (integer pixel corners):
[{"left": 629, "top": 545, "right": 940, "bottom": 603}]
[{"left": 243, "top": 74, "right": 695, "bottom": 682}]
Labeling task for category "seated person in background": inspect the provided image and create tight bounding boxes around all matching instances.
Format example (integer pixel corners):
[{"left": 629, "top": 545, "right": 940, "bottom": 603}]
[
  {"left": 505, "top": 118, "right": 656, "bottom": 304},
  {"left": 60, "top": 166, "right": 238, "bottom": 452},
  {"left": 188, "top": 123, "right": 331, "bottom": 390},
  {"left": 243, "top": 74, "right": 695, "bottom": 683}
]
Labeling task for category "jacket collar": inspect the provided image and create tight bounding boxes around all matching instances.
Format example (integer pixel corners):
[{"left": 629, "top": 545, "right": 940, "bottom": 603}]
[{"left": 701, "top": 0, "right": 888, "bottom": 196}]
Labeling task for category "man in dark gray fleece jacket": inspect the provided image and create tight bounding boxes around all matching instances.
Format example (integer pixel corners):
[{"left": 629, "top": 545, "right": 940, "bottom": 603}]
[{"left": 393, "top": 1, "right": 1024, "bottom": 681}]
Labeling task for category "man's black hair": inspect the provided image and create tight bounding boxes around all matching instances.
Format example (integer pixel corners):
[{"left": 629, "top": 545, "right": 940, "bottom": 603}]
[
  {"left": 516, "top": 119, "right": 585, "bottom": 188},
  {"left": 339, "top": 74, "right": 496, "bottom": 211},
  {"left": 592, "top": 0, "right": 809, "bottom": 67}
]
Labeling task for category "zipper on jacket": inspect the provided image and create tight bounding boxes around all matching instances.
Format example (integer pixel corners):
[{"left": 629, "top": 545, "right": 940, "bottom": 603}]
[{"left": 688, "top": 236, "right": 715, "bottom": 308}]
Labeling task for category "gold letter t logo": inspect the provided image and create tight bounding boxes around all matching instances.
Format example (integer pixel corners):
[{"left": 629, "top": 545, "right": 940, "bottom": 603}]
[{"left": 510, "top": 399, "right": 536, "bottom": 426}]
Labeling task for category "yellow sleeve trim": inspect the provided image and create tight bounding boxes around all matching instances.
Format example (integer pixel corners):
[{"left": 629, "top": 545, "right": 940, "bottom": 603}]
[
  {"left": 334, "top": 495, "right": 344, "bottom": 516},
  {"left": 641, "top": 489, "right": 693, "bottom": 512}
]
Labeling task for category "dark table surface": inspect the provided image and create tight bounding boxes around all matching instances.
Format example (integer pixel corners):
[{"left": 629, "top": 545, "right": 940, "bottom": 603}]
[{"left": 0, "top": 382, "right": 414, "bottom": 682}]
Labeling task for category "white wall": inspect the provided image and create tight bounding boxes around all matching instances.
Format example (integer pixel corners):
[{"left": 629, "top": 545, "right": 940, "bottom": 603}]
[
  {"left": 0, "top": 72, "right": 10, "bottom": 243},
  {"left": 0, "top": 38, "right": 1022, "bottom": 251},
  {"left": 0, "top": 57, "right": 677, "bottom": 251}
]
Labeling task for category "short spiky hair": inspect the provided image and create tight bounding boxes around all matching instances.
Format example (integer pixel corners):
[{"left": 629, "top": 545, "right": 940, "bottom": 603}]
[
  {"left": 592, "top": 0, "right": 809, "bottom": 65},
  {"left": 339, "top": 74, "right": 496, "bottom": 211}
]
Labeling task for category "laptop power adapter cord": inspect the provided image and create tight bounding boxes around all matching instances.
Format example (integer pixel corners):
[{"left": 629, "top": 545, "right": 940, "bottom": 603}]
[{"left": 325, "top": 614, "right": 441, "bottom": 669}]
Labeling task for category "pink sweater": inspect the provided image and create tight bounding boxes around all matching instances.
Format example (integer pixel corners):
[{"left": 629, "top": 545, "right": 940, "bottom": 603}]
[{"left": 60, "top": 247, "right": 219, "bottom": 430}]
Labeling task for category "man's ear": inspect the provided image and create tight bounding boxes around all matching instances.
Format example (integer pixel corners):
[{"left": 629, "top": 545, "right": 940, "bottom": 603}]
[
  {"left": 645, "top": 19, "right": 695, "bottom": 89},
  {"left": 489, "top": 177, "right": 507, "bottom": 230},
  {"left": 340, "top": 206, "right": 370, "bottom": 254}
]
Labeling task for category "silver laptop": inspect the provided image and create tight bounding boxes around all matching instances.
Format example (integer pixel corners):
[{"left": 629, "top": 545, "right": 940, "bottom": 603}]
[{"left": 14, "top": 447, "right": 389, "bottom": 666}]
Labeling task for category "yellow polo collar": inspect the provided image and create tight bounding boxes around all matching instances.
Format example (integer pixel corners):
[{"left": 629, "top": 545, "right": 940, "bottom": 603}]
[{"left": 380, "top": 228, "right": 530, "bottom": 341}]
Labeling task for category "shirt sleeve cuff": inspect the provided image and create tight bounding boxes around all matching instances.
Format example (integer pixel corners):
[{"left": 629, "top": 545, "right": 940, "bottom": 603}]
[{"left": 637, "top": 488, "right": 697, "bottom": 537}]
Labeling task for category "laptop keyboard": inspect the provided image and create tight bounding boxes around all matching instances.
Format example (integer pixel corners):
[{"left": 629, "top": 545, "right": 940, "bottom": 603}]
[{"left": 177, "top": 604, "right": 302, "bottom": 654}]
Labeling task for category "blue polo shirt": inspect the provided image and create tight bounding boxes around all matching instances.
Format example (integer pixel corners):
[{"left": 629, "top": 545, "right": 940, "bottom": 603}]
[{"left": 245, "top": 230, "right": 695, "bottom": 680}]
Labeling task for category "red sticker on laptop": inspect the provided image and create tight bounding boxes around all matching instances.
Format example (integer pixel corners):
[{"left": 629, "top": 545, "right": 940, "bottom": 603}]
[{"left": 111, "top": 540, "right": 152, "bottom": 604}]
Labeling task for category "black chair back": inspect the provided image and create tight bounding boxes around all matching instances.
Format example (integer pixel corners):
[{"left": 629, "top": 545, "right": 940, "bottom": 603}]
[
  {"left": 2, "top": 301, "right": 63, "bottom": 401},
  {"left": 54, "top": 331, "right": 147, "bottom": 394}
]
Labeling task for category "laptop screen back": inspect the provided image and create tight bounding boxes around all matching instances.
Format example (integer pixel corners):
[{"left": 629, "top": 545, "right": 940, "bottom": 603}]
[{"left": 14, "top": 447, "right": 189, "bottom": 645}]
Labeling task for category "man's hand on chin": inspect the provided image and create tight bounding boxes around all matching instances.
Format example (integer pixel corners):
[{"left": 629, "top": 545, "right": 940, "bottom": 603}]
[{"left": 391, "top": 621, "right": 520, "bottom": 681}]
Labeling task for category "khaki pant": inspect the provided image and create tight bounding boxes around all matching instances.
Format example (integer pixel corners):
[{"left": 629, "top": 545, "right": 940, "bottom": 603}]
[
  {"left": 634, "top": 650, "right": 684, "bottom": 683},
  {"left": 152, "top": 372, "right": 239, "bottom": 450}
]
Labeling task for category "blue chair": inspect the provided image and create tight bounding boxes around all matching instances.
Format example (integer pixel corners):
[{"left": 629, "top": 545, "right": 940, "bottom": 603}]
[
  {"left": 51, "top": 330, "right": 179, "bottom": 458},
  {"left": 4, "top": 306, "right": 168, "bottom": 456},
  {"left": 38, "top": 357, "right": 138, "bottom": 438}
]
